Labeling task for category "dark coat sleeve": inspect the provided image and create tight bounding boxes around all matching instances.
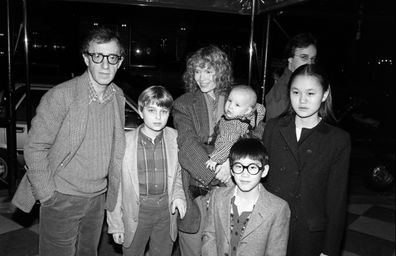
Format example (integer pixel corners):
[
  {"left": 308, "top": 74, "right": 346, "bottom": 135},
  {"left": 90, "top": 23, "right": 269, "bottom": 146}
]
[
  {"left": 323, "top": 131, "right": 351, "bottom": 255},
  {"left": 172, "top": 93, "right": 215, "bottom": 186}
]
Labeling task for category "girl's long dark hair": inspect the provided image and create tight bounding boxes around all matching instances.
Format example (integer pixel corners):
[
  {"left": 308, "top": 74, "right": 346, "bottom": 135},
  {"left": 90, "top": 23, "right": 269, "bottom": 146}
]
[{"left": 281, "top": 64, "right": 336, "bottom": 124}]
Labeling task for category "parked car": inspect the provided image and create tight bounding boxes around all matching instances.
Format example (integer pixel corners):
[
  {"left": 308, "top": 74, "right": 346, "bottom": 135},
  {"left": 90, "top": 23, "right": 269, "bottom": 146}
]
[{"left": 0, "top": 82, "right": 143, "bottom": 185}]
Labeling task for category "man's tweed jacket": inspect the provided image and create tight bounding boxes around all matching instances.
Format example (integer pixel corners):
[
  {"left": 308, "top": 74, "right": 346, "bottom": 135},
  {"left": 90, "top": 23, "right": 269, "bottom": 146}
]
[{"left": 12, "top": 71, "right": 126, "bottom": 213}]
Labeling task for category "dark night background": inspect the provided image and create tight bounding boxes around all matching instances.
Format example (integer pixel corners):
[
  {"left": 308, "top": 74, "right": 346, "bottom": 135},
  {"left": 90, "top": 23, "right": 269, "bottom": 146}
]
[{"left": 0, "top": 0, "right": 395, "bottom": 186}]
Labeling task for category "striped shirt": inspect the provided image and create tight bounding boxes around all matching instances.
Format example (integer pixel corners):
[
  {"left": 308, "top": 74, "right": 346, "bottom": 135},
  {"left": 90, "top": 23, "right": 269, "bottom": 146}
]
[{"left": 137, "top": 129, "right": 168, "bottom": 195}]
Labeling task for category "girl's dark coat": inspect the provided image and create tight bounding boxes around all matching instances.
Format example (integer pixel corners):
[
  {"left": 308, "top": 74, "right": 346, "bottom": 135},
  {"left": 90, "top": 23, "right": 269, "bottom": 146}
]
[{"left": 263, "top": 115, "right": 351, "bottom": 256}]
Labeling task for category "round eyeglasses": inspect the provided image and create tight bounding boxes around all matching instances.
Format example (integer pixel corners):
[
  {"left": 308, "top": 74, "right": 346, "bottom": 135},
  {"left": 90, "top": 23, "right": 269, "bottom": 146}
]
[
  {"left": 231, "top": 163, "right": 263, "bottom": 175},
  {"left": 84, "top": 52, "right": 123, "bottom": 65}
]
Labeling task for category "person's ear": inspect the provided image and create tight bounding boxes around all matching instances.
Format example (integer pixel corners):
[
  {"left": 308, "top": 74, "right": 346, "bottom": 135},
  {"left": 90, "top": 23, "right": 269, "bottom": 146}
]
[
  {"left": 322, "top": 88, "right": 330, "bottom": 102},
  {"left": 138, "top": 107, "right": 144, "bottom": 119},
  {"left": 82, "top": 53, "right": 90, "bottom": 67},
  {"left": 261, "top": 164, "right": 269, "bottom": 178},
  {"left": 287, "top": 57, "right": 293, "bottom": 71},
  {"left": 116, "top": 57, "right": 124, "bottom": 69}
]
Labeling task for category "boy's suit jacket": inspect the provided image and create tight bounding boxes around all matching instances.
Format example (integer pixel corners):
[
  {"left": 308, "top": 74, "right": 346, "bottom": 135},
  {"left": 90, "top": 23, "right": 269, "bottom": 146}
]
[
  {"left": 202, "top": 184, "right": 290, "bottom": 256},
  {"left": 106, "top": 126, "right": 186, "bottom": 248}
]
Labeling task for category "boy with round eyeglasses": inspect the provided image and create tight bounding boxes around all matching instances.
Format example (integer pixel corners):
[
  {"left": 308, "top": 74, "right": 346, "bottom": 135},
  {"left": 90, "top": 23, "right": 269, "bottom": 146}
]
[{"left": 202, "top": 137, "right": 290, "bottom": 256}]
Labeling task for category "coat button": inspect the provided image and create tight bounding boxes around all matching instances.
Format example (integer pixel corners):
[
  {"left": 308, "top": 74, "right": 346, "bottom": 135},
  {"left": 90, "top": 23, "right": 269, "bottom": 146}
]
[{"left": 133, "top": 218, "right": 137, "bottom": 222}]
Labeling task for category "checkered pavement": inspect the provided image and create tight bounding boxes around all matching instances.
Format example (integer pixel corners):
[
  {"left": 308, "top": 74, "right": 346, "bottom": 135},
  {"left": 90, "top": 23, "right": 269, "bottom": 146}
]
[{"left": 0, "top": 189, "right": 394, "bottom": 256}]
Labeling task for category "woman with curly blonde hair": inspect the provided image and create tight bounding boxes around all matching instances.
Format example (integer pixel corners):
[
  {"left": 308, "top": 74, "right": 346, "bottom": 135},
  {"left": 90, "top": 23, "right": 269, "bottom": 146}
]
[
  {"left": 182, "top": 45, "right": 233, "bottom": 95},
  {"left": 172, "top": 45, "right": 233, "bottom": 256}
]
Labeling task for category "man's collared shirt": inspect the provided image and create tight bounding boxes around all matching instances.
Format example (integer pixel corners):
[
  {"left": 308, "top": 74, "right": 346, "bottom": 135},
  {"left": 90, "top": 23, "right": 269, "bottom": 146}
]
[{"left": 88, "top": 82, "right": 116, "bottom": 104}]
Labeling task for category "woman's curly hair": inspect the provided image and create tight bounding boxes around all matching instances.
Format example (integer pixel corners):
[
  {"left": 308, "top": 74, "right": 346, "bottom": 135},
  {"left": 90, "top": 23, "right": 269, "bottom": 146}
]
[{"left": 182, "top": 45, "right": 233, "bottom": 95}]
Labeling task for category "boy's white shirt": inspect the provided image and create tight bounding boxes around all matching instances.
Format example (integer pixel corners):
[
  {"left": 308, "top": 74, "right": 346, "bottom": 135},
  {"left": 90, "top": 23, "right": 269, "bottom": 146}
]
[{"left": 232, "top": 186, "right": 260, "bottom": 214}]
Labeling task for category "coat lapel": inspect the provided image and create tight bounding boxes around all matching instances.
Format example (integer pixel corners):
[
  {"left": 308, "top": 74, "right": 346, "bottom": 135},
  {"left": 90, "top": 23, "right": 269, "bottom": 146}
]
[
  {"left": 164, "top": 128, "right": 177, "bottom": 191},
  {"left": 192, "top": 92, "right": 211, "bottom": 142},
  {"left": 69, "top": 72, "right": 89, "bottom": 153},
  {"left": 279, "top": 116, "right": 301, "bottom": 166},
  {"left": 240, "top": 184, "right": 268, "bottom": 240},
  {"left": 219, "top": 187, "right": 234, "bottom": 245},
  {"left": 125, "top": 127, "right": 140, "bottom": 196}
]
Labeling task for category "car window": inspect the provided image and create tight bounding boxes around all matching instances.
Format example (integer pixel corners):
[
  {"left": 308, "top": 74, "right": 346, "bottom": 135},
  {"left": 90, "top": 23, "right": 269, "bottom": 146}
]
[
  {"left": 125, "top": 97, "right": 143, "bottom": 131},
  {"left": 1, "top": 86, "right": 142, "bottom": 130},
  {"left": 16, "top": 89, "right": 48, "bottom": 122}
]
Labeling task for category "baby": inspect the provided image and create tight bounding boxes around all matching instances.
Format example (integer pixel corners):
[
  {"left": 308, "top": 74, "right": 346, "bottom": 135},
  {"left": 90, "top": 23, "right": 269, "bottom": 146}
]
[{"left": 206, "top": 85, "right": 266, "bottom": 171}]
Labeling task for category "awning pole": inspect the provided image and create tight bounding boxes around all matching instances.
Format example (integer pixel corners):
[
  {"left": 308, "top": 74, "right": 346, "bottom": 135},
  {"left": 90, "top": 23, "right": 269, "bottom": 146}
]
[
  {"left": 248, "top": 0, "right": 257, "bottom": 86},
  {"left": 261, "top": 14, "right": 271, "bottom": 104}
]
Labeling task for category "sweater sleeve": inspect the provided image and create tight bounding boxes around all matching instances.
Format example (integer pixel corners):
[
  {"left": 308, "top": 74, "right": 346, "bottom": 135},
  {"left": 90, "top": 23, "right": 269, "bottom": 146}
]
[
  {"left": 323, "top": 132, "right": 351, "bottom": 255},
  {"left": 24, "top": 87, "right": 70, "bottom": 201}
]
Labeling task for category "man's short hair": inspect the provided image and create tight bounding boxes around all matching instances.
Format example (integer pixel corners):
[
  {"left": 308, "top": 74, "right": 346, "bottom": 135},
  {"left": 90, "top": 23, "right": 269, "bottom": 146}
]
[
  {"left": 229, "top": 137, "right": 269, "bottom": 166},
  {"left": 284, "top": 32, "right": 317, "bottom": 59},
  {"left": 81, "top": 26, "right": 125, "bottom": 56},
  {"left": 138, "top": 85, "right": 174, "bottom": 112}
]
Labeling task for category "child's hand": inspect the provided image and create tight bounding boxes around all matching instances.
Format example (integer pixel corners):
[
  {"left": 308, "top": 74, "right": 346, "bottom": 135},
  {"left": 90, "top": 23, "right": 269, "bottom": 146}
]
[
  {"left": 171, "top": 198, "right": 187, "bottom": 219},
  {"left": 112, "top": 232, "right": 124, "bottom": 244},
  {"left": 206, "top": 159, "right": 218, "bottom": 171}
]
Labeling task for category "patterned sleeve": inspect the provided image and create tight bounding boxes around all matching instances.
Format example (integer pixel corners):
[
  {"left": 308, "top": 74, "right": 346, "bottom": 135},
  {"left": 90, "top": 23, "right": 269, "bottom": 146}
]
[{"left": 209, "top": 119, "right": 247, "bottom": 164}]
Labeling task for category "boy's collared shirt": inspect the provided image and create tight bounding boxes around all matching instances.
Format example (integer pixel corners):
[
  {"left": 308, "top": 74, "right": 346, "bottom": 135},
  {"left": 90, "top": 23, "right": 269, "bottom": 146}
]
[
  {"left": 88, "top": 81, "right": 116, "bottom": 104},
  {"left": 137, "top": 129, "right": 168, "bottom": 195},
  {"left": 230, "top": 196, "right": 253, "bottom": 256}
]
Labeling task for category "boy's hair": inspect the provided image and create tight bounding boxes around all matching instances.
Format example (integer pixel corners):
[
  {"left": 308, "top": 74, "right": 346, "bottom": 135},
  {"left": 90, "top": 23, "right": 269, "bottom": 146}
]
[
  {"left": 229, "top": 137, "right": 269, "bottom": 166},
  {"left": 81, "top": 26, "right": 125, "bottom": 56},
  {"left": 231, "top": 85, "right": 257, "bottom": 107},
  {"left": 138, "top": 85, "right": 174, "bottom": 112}
]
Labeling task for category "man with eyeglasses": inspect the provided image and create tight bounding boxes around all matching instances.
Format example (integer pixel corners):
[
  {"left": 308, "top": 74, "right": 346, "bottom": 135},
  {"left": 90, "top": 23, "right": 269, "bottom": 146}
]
[
  {"left": 12, "top": 27, "right": 126, "bottom": 256},
  {"left": 265, "top": 33, "right": 317, "bottom": 121}
]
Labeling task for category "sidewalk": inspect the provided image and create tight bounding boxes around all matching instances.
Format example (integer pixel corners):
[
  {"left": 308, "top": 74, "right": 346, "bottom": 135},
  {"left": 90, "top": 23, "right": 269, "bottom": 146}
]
[{"left": 0, "top": 175, "right": 394, "bottom": 256}]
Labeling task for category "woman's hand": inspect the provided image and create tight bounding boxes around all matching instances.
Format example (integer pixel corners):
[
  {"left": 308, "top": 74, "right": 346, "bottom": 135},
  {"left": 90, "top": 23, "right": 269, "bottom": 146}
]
[{"left": 215, "top": 159, "right": 231, "bottom": 183}]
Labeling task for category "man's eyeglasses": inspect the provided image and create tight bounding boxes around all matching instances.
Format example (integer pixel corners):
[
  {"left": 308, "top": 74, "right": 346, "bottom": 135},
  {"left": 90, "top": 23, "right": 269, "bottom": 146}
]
[
  {"left": 84, "top": 52, "right": 123, "bottom": 65},
  {"left": 296, "top": 54, "right": 316, "bottom": 63},
  {"left": 231, "top": 163, "right": 263, "bottom": 175}
]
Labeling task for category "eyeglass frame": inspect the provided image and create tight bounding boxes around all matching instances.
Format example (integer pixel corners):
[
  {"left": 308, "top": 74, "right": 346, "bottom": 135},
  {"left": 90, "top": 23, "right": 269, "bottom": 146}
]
[
  {"left": 231, "top": 162, "right": 263, "bottom": 175},
  {"left": 295, "top": 53, "right": 316, "bottom": 63},
  {"left": 84, "top": 52, "right": 123, "bottom": 65}
]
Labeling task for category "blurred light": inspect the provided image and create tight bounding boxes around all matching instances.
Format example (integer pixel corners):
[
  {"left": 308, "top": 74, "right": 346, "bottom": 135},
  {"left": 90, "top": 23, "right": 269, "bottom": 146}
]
[
  {"left": 121, "top": 24, "right": 127, "bottom": 27},
  {"left": 180, "top": 27, "right": 186, "bottom": 31},
  {"left": 135, "top": 48, "right": 141, "bottom": 54},
  {"left": 93, "top": 22, "right": 99, "bottom": 26},
  {"left": 0, "top": 33, "right": 4, "bottom": 37}
]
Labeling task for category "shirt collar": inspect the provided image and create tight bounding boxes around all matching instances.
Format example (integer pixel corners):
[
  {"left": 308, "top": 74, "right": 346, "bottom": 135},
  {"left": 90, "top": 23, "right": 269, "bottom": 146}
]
[
  {"left": 139, "top": 128, "right": 164, "bottom": 145},
  {"left": 88, "top": 80, "right": 116, "bottom": 104}
]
